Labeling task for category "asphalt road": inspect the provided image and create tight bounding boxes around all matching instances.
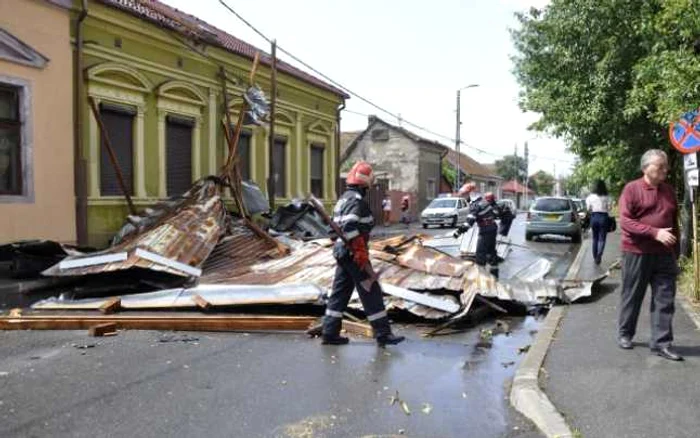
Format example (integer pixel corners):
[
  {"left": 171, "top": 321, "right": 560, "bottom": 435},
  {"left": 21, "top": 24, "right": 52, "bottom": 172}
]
[{"left": 0, "top": 215, "right": 581, "bottom": 438}]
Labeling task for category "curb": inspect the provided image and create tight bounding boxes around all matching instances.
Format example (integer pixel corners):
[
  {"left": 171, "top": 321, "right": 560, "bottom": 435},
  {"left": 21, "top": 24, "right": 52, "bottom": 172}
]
[{"left": 510, "top": 305, "right": 573, "bottom": 438}]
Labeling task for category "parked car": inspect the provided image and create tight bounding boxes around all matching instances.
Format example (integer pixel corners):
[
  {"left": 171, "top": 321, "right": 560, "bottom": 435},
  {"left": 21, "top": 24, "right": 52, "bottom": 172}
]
[
  {"left": 525, "top": 197, "right": 582, "bottom": 243},
  {"left": 571, "top": 198, "right": 590, "bottom": 231},
  {"left": 420, "top": 197, "right": 470, "bottom": 228}
]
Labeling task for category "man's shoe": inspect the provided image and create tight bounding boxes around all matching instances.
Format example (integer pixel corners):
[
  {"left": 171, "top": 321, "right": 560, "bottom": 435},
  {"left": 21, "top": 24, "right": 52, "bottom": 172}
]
[
  {"left": 321, "top": 335, "right": 349, "bottom": 345},
  {"left": 618, "top": 337, "right": 633, "bottom": 349},
  {"left": 653, "top": 346, "right": 684, "bottom": 361},
  {"left": 377, "top": 334, "right": 405, "bottom": 347}
]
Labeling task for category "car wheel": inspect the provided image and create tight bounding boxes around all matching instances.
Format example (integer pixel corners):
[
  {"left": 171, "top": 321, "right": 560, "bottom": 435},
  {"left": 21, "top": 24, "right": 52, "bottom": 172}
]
[
  {"left": 571, "top": 232, "right": 582, "bottom": 244},
  {"left": 525, "top": 232, "right": 533, "bottom": 241}
]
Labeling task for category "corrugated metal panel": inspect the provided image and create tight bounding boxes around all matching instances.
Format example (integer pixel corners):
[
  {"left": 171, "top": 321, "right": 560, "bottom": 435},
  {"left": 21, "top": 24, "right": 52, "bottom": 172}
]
[{"left": 43, "top": 178, "right": 227, "bottom": 278}]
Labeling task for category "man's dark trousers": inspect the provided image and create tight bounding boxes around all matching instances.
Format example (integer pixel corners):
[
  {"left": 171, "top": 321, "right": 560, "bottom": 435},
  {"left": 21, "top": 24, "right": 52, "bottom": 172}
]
[
  {"left": 619, "top": 252, "right": 678, "bottom": 348},
  {"left": 476, "top": 229, "right": 499, "bottom": 278},
  {"left": 322, "top": 253, "right": 391, "bottom": 338}
]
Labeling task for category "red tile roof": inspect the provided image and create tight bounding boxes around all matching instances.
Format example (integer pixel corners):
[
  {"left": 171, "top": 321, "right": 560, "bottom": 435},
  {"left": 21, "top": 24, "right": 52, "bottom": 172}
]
[
  {"left": 501, "top": 180, "right": 534, "bottom": 194},
  {"left": 98, "top": 0, "right": 349, "bottom": 98},
  {"left": 443, "top": 148, "right": 501, "bottom": 179}
]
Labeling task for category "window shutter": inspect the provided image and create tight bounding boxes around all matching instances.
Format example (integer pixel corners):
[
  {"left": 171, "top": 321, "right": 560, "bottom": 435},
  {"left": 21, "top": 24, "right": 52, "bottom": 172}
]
[
  {"left": 166, "top": 116, "right": 194, "bottom": 196},
  {"left": 99, "top": 107, "right": 134, "bottom": 196}
]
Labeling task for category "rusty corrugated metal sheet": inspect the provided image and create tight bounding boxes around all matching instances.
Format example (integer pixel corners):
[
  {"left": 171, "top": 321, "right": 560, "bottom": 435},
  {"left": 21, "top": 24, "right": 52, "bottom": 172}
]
[{"left": 43, "top": 178, "right": 228, "bottom": 278}]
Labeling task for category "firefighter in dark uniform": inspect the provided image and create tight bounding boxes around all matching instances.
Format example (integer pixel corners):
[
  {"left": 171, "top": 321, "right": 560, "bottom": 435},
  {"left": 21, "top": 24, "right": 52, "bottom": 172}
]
[
  {"left": 454, "top": 183, "right": 505, "bottom": 279},
  {"left": 321, "top": 161, "right": 405, "bottom": 347}
]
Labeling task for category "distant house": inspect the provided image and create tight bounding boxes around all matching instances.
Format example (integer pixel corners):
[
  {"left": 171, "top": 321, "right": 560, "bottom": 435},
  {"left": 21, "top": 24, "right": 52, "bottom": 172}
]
[
  {"left": 501, "top": 180, "right": 535, "bottom": 209},
  {"left": 441, "top": 150, "right": 503, "bottom": 197},
  {"left": 341, "top": 116, "right": 447, "bottom": 220}
]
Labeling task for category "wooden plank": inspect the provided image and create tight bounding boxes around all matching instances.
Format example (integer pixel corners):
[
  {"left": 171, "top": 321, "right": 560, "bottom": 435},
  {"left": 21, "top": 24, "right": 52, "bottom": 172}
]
[
  {"left": 0, "top": 315, "right": 317, "bottom": 332},
  {"left": 192, "top": 294, "right": 212, "bottom": 311},
  {"left": 342, "top": 320, "right": 373, "bottom": 338},
  {"left": 99, "top": 298, "right": 121, "bottom": 315},
  {"left": 88, "top": 323, "right": 118, "bottom": 337},
  {"left": 305, "top": 319, "right": 373, "bottom": 338},
  {"left": 474, "top": 295, "right": 508, "bottom": 314},
  {"left": 9, "top": 308, "right": 22, "bottom": 318}
]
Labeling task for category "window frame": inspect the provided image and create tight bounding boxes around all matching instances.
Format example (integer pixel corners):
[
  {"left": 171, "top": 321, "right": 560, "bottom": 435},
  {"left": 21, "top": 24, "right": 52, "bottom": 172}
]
[
  {"left": 0, "top": 76, "right": 33, "bottom": 203},
  {"left": 310, "top": 143, "right": 325, "bottom": 199}
]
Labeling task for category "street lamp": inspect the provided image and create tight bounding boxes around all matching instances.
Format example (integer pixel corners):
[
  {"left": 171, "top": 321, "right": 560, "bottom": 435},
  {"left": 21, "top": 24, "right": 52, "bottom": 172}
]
[{"left": 455, "top": 84, "right": 479, "bottom": 192}]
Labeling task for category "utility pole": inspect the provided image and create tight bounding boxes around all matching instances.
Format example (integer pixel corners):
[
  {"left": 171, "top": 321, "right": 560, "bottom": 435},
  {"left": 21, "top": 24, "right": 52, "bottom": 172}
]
[
  {"left": 455, "top": 90, "right": 461, "bottom": 192},
  {"left": 524, "top": 141, "right": 529, "bottom": 206},
  {"left": 267, "top": 39, "right": 277, "bottom": 209},
  {"left": 454, "top": 84, "right": 479, "bottom": 192}
]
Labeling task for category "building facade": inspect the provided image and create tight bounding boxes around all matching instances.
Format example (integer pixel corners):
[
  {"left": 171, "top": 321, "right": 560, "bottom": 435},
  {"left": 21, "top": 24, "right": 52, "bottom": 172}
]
[
  {"left": 77, "top": 0, "right": 347, "bottom": 247},
  {"left": 442, "top": 149, "right": 503, "bottom": 198},
  {"left": 341, "top": 116, "right": 445, "bottom": 216},
  {"left": 0, "top": 0, "right": 74, "bottom": 244}
]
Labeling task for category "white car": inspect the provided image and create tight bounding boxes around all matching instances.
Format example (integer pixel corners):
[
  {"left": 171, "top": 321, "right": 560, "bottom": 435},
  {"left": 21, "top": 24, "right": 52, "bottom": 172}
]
[{"left": 420, "top": 197, "right": 470, "bottom": 228}]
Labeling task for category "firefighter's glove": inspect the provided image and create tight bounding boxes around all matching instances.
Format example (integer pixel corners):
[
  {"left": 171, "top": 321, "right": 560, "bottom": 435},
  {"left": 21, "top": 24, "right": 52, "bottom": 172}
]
[
  {"left": 453, "top": 224, "right": 470, "bottom": 238},
  {"left": 349, "top": 235, "right": 369, "bottom": 269}
]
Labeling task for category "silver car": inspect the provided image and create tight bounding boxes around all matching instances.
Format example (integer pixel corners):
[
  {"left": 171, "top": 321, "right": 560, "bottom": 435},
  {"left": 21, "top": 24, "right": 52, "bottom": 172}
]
[
  {"left": 525, "top": 197, "right": 582, "bottom": 243},
  {"left": 420, "top": 197, "right": 470, "bottom": 228}
]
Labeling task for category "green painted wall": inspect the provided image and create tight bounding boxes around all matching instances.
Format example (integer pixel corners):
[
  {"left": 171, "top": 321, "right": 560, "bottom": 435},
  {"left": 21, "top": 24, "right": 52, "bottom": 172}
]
[{"left": 74, "top": 2, "right": 343, "bottom": 247}]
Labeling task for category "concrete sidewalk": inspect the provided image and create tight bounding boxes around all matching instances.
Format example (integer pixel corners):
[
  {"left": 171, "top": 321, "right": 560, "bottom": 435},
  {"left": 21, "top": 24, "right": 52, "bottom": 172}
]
[{"left": 541, "top": 232, "right": 700, "bottom": 438}]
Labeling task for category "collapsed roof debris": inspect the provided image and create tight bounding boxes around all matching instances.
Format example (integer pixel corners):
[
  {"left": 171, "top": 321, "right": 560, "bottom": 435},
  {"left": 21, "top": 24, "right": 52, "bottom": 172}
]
[{"left": 43, "top": 177, "right": 228, "bottom": 279}]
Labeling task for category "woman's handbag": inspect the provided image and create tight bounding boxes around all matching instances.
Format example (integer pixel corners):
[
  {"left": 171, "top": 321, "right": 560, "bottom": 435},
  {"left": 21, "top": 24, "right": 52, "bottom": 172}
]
[{"left": 607, "top": 215, "right": 617, "bottom": 233}]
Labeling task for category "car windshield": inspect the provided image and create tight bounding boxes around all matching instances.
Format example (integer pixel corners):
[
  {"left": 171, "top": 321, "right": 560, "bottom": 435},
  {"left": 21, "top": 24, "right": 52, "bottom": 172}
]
[
  {"left": 427, "top": 199, "right": 457, "bottom": 209},
  {"left": 533, "top": 198, "right": 571, "bottom": 212}
]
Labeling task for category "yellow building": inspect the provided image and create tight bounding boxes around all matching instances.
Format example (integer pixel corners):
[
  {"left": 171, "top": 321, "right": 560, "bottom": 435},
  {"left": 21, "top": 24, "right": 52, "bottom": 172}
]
[
  {"left": 77, "top": 0, "right": 348, "bottom": 247},
  {"left": 0, "top": 0, "right": 75, "bottom": 243}
]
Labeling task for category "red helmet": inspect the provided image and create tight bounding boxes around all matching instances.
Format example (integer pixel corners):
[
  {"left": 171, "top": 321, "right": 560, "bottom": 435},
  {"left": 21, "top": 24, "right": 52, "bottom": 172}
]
[
  {"left": 457, "top": 182, "right": 476, "bottom": 197},
  {"left": 485, "top": 192, "right": 495, "bottom": 202},
  {"left": 346, "top": 161, "right": 374, "bottom": 187}
]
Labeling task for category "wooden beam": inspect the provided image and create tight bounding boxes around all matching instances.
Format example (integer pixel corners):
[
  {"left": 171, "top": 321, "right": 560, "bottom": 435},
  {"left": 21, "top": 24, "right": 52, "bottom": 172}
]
[
  {"left": 99, "top": 298, "right": 121, "bottom": 315},
  {"left": 342, "top": 320, "right": 373, "bottom": 338},
  {"left": 192, "top": 294, "right": 212, "bottom": 312},
  {"left": 0, "top": 314, "right": 317, "bottom": 332},
  {"left": 88, "top": 322, "right": 118, "bottom": 337}
]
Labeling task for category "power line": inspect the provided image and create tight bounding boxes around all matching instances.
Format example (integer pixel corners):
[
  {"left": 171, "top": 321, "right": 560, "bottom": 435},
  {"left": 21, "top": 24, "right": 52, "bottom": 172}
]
[
  {"left": 217, "top": 0, "right": 576, "bottom": 167},
  {"left": 217, "top": 0, "right": 463, "bottom": 144}
]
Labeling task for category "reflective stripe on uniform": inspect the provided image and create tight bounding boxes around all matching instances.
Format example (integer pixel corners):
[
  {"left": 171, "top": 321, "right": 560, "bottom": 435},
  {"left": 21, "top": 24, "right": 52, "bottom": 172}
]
[
  {"left": 333, "top": 214, "right": 373, "bottom": 224},
  {"left": 477, "top": 206, "right": 493, "bottom": 216},
  {"left": 467, "top": 214, "right": 476, "bottom": 220},
  {"left": 367, "top": 310, "right": 388, "bottom": 321},
  {"left": 345, "top": 230, "right": 360, "bottom": 239},
  {"left": 325, "top": 309, "right": 343, "bottom": 318}
]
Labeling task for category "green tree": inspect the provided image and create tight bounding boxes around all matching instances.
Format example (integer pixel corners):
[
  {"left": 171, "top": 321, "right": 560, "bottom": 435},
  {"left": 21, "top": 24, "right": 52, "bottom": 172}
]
[
  {"left": 494, "top": 154, "right": 527, "bottom": 182},
  {"left": 529, "top": 170, "right": 555, "bottom": 195},
  {"left": 510, "top": 0, "right": 700, "bottom": 192}
]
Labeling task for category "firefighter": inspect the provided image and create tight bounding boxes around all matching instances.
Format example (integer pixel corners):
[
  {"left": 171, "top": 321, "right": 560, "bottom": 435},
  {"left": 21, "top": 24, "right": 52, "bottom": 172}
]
[
  {"left": 454, "top": 187, "right": 503, "bottom": 279},
  {"left": 322, "top": 161, "right": 405, "bottom": 347}
]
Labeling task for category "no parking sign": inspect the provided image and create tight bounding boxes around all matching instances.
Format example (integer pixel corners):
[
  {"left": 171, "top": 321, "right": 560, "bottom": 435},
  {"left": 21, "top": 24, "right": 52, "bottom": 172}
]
[{"left": 670, "top": 108, "right": 700, "bottom": 153}]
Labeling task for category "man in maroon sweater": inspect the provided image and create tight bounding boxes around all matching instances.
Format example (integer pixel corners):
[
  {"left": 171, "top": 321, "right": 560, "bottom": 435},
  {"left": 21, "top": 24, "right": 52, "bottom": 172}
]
[{"left": 618, "top": 149, "right": 682, "bottom": 361}]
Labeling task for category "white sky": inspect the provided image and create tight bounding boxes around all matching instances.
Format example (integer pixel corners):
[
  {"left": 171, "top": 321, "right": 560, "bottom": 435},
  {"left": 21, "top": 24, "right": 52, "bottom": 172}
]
[{"left": 161, "top": 0, "right": 574, "bottom": 177}]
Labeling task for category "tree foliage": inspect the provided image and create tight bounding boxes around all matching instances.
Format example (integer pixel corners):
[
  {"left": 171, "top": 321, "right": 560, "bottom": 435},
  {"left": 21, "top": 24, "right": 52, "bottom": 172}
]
[
  {"left": 529, "top": 170, "right": 555, "bottom": 195},
  {"left": 511, "top": 0, "right": 700, "bottom": 196},
  {"left": 494, "top": 154, "right": 528, "bottom": 182}
]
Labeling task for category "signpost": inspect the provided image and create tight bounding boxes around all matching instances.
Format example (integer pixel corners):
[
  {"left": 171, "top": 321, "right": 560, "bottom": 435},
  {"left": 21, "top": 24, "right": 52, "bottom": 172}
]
[{"left": 673, "top": 110, "right": 700, "bottom": 300}]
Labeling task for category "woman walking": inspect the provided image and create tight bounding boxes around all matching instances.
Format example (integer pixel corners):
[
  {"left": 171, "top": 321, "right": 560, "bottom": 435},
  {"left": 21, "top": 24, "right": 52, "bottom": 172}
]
[{"left": 586, "top": 179, "right": 611, "bottom": 265}]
